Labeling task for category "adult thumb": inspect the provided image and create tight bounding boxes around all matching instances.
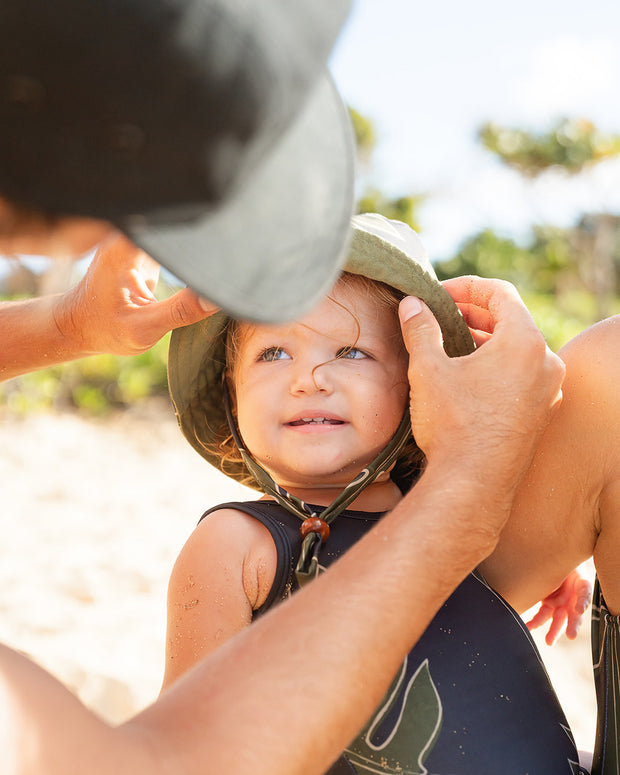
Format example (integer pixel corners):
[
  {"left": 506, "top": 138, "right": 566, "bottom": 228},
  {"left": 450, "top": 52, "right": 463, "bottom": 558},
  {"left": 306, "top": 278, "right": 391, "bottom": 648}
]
[
  {"left": 398, "top": 296, "right": 445, "bottom": 358},
  {"left": 136, "top": 288, "right": 217, "bottom": 346}
]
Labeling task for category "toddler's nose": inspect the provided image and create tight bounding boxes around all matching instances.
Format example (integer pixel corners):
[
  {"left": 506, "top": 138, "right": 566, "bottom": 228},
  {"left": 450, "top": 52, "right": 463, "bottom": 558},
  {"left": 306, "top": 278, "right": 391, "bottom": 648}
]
[{"left": 289, "top": 358, "right": 334, "bottom": 395}]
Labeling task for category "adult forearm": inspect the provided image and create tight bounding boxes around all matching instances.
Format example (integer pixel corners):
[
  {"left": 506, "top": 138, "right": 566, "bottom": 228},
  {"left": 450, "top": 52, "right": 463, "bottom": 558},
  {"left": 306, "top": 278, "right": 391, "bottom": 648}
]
[
  {"left": 0, "top": 463, "right": 529, "bottom": 775},
  {"left": 131, "top": 464, "right": 499, "bottom": 775},
  {"left": 0, "top": 238, "right": 217, "bottom": 384},
  {"left": 0, "top": 296, "right": 86, "bottom": 382}
]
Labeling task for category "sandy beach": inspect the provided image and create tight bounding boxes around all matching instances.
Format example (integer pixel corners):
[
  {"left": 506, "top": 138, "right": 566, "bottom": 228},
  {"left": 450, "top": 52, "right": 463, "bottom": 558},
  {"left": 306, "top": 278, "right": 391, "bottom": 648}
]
[{"left": 0, "top": 402, "right": 597, "bottom": 753}]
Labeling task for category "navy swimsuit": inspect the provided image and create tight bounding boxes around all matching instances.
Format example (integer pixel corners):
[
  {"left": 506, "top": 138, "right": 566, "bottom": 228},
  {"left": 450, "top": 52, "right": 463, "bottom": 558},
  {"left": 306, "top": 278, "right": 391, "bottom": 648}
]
[{"left": 201, "top": 500, "right": 589, "bottom": 774}]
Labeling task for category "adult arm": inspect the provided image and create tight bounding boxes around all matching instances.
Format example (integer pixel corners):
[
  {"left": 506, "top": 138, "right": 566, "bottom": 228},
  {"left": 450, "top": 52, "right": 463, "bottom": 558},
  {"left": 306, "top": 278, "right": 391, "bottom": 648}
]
[
  {"left": 1, "top": 277, "right": 565, "bottom": 775},
  {"left": 0, "top": 235, "right": 216, "bottom": 382}
]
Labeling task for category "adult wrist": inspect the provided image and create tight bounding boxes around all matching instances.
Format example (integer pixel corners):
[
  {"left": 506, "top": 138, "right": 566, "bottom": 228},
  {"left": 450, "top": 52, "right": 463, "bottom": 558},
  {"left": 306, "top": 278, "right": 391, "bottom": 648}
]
[
  {"left": 417, "top": 458, "right": 511, "bottom": 561},
  {"left": 51, "top": 286, "right": 92, "bottom": 360}
]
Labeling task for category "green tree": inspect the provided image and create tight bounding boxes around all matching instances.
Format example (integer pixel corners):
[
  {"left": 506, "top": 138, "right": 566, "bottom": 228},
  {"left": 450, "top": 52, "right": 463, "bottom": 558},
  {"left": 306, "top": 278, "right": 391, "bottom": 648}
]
[
  {"left": 478, "top": 117, "right": 620, "bottom": 321},
  {"left": 349, "top": 107, "right": 377, "bottom": 167},
  {"left": 479, "top": 118, "right": 620, "bottom": 177},
  {"left": 436, "top": 218, "right": 620, "bottom": 351},
  {"left": 356, "top": 190, "right": 424, "bottom": 233}
]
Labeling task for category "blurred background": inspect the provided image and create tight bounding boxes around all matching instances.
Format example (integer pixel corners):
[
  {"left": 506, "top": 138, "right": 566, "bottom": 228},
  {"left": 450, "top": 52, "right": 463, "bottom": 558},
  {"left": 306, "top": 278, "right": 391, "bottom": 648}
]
[
  {"left": 3, "top": 0, "right": 619, "bottom": 414},
  {"left": 330, "top": 0, "right": 620, "bottom": 351},
  {"left": 0, "top": 0, "right": 615, "bottom": 756}
]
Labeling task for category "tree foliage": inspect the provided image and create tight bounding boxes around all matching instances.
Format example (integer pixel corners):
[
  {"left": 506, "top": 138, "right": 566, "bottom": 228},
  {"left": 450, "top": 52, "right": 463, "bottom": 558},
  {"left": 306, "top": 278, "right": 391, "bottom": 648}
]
[
  {"left": 436, "top": 216, "right": 620, "bottom": 350},
  {"left": 476, "top": 116, "right": 620, "bottom": 333},
  {"left": 2, "top": 110, "right": 619, "bottom": 414},
  {"left": 349, "top": 107, "right": 377, "bottom": 166},
  {"left": 479, "top": 118, "right": 620, "bottom": 177},
  {"left": 0, "top": 330, "right": 170, "bottom": 417},
  {"left": 356, "top": 191, "right": 424, "bottom": 233}
]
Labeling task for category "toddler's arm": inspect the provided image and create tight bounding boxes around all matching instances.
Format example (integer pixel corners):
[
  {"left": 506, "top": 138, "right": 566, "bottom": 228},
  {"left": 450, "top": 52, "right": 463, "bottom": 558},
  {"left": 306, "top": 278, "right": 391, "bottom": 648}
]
[{"left": 161, "top": 508, "right": 276, "bottom": 690}]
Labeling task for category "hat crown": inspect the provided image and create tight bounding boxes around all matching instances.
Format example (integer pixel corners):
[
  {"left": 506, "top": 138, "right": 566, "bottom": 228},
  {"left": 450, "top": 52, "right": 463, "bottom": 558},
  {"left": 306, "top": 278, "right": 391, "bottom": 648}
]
[{"left": 351, "top": 212, "right": 431, "bottom": 273}]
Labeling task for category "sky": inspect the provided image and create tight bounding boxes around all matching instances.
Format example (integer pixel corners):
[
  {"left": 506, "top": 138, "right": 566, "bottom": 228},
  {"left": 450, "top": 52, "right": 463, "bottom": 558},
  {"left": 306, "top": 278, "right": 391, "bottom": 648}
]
[
  {"left": 329, "top": 0, "right": 620, "bottom": 259},
  {"left": 2, "top": 2, "right": 618, "bottom": 277}
]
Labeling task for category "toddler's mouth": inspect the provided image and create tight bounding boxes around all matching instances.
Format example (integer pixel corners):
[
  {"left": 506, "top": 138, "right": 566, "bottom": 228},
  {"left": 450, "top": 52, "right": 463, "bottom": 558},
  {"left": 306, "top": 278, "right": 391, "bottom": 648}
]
[{"left": 287, "top": 417, "right": 345, "bottom": 426}]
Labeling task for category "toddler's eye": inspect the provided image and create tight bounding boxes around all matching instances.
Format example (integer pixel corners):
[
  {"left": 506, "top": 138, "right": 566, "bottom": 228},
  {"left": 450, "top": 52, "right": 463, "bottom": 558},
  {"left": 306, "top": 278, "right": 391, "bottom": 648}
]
[
  {"left": 258, "top": 346, "right": 290, "bottom": 362},
  {"left": 336, "top": 346, "right": 367, "bottom": 360}
]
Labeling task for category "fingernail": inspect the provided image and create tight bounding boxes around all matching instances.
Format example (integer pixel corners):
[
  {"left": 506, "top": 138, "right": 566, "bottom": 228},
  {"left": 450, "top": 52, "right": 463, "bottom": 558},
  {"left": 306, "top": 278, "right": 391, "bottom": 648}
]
[
  {"left": 198, "top": 296, "right": 214, "bottom": 312},
  {"left": 399, "top": 296, "right": 423, "bottom": 322}
]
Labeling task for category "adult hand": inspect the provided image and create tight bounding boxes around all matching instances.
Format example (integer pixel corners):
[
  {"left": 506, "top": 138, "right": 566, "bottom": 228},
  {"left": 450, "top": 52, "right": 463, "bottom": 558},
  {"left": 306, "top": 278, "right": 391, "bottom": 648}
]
[
  {"left": 54, "top": 234, "right": 218, "bottom": 357},
  {"left": 398, "top": 277, "right": 565, "bottom": 543}
]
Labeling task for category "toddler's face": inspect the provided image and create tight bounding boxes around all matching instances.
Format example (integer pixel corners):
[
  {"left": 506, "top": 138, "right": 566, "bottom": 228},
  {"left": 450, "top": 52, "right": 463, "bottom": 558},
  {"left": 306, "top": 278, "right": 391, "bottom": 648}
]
[{"left": 230, "top": 276, "right": 409, "bottom": 493}]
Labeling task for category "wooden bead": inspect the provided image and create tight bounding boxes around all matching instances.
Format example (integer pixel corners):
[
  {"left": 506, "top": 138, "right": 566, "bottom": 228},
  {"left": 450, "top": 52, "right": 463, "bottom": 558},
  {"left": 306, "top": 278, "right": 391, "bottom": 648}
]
[{"left": 300, "top": 516, "right": 330, "bottom": 542}]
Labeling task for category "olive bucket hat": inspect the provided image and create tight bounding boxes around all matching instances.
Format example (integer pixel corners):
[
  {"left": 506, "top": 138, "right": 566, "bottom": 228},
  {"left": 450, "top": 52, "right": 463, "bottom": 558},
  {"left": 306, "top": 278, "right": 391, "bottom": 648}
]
[{"left": 168, "top": 212, "right": 475, "bottom": 582}]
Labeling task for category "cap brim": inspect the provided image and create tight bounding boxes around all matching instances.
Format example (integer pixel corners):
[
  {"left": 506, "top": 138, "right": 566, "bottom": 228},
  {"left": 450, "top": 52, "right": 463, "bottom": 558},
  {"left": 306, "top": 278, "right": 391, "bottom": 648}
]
[{"left": 120, "top": 74, "right": 354, "bottom": 324}]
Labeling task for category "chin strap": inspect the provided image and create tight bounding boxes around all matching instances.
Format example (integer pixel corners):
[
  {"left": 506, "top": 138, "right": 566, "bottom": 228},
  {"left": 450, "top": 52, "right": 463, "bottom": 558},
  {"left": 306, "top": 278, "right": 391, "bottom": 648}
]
[{"left": 223, "top": 379, "right": 412, "bottom": 587}]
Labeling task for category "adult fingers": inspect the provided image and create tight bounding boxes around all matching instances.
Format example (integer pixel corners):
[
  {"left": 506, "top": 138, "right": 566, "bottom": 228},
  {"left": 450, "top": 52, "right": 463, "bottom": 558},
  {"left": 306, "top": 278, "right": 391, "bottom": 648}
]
[
  {"left": 451, "top": 277, "right": 565, "bottom": 408},
  {"left": 398, "top": 296, "right": 445, "bottom": 358},
  {"left": 442, "top": 276, "right": 530, "bottom": 337},
  {"left": 92, "top": 232, "right": 143, "bottom": 269},
  {"left": 109, "top": 237, "right": 161, "bottom": 294},
  {"left": 142, "top": 288, "right": 218, "bottom": 335},
  {"left": 87, "top": 233, "right": 162, "bottom": 298},
  {"left": 442, "top": 275, "right": 518, "bottom": 311}
]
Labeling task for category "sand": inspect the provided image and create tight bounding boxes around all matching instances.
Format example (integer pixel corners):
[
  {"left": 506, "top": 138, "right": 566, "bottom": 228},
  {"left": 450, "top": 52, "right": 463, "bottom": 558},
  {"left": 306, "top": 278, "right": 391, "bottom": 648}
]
[{"left": 0, "top": 402, "right": 597, "bottom": 753}]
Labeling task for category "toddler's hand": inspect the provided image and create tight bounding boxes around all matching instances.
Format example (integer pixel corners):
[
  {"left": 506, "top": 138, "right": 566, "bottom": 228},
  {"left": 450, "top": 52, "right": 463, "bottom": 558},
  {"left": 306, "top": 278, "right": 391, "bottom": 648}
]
[{"left": 525, "top": 569, "right": 592, "bottom": 646}]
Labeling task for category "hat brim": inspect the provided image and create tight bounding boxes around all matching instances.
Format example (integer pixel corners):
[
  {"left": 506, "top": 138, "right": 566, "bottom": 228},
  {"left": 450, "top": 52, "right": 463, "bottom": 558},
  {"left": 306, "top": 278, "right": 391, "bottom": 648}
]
[
  {"left": 119, "top": 75, "right": 354, "bottom": 324},
  {"left": 345, "top": 213, "right": 474, "bottom": 358},
  {"left": 168, "top": 214, "right": 476, "bottom": 487}
]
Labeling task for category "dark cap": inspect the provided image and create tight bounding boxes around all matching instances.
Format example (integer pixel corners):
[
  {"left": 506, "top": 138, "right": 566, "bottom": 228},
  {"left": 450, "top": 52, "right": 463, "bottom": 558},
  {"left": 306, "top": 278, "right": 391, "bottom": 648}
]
[{"left": 0, "top": 0, "right": 354, "bottom": 322}]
